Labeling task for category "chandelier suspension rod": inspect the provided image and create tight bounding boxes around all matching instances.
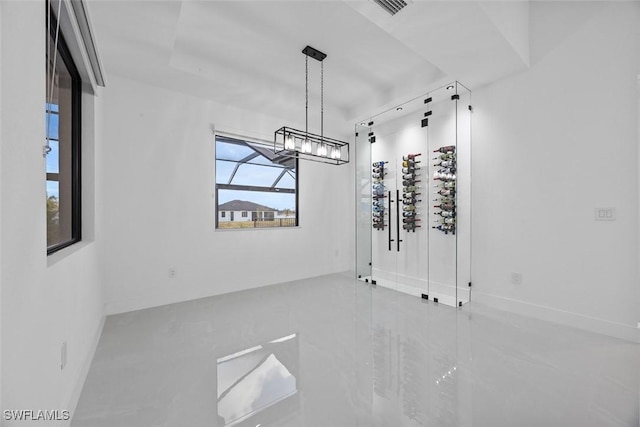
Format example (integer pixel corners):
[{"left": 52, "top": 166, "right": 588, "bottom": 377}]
[
  {"left": 305, "top": 54, "right": 309, "bottom": 137},
  {"left": 321, "top": 61, "right": 324, "bottom": 143}
]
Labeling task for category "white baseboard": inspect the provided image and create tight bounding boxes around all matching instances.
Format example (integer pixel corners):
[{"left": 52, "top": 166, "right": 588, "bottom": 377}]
[
  {"left": 105, "top": 270, "right": 354, "bottom": 315},
  {"left": 105, "top": 290, "right": 201, "bottom": 316},
  {"left": 473, "top": 292, "right": 640, "bottom": 343},
  {"left": 63, "top": 315, "right": 106, "bottom": 426}
]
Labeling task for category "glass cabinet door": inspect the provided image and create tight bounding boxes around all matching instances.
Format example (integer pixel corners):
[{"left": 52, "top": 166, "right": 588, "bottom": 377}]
[
  {"left": 455, "top": 84, "right": 472, "bottom": 306},
  {"left": 426, "top": 82, "right": 472, "bottom": 306},
  {"left": 355, "top": 124, "right": 373, "bottom": 282},
  {"left": 379, "top": 116, "right": 429, "bottom": 297},
  {"left": 426, "top": 85, "right": 459, "bottom": 306},
  {"left": 370, "top": 123, "right": 400, "bottom": 290}
]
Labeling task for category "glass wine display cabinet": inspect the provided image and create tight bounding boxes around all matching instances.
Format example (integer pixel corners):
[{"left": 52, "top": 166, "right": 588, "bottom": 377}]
[{"left": 356, "top": 82, "right": 472, "bottom": 307}]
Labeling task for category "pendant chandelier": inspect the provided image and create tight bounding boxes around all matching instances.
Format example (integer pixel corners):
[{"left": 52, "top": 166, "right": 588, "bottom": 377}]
[{"left": 274, "top": 46, "right": 349, "bottom": 165}]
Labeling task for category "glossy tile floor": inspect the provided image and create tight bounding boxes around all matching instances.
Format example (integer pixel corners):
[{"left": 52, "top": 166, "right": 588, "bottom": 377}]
[{"left": 73, "top": 274, "right": 640, "bottom": 427}]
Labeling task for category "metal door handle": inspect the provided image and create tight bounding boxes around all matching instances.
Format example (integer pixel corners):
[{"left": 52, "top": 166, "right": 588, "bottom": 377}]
[
  {"left": 388, "top": 190, "right": 393, "bottom": 251},
  {"left": 396, "top": 189, "right": 401, "bottom": 252}
]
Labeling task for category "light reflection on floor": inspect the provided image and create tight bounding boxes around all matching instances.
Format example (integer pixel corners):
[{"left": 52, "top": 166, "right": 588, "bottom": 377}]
[
  {"left": 73, "top": 273, "right": 640, "bottom": 426},
  {"left": 217, "top": 334, "right": 298, "bottom": 426}
]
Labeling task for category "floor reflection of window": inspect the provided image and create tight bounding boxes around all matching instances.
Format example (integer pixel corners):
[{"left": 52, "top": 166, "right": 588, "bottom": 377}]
[{"left": 217, "top": 334, "right": 298, "bottom": 426}]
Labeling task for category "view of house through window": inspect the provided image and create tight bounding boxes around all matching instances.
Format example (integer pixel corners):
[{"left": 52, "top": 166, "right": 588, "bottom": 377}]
[
  {"left": 215, "top": 135, "right": 298, "bottom": 229},
  {"left": 46, "top": 16, "right": 81, "bottom": 253}
]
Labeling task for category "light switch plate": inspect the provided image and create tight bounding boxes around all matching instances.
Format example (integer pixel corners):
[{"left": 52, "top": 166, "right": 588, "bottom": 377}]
[{"left": 594, "top": 207, "right": 616, "bottom": 221}]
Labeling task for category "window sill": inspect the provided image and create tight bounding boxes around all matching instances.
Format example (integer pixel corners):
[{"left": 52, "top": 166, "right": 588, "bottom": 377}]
[
  {"left": 214, "top": 225, "right": 300, "bottom": 232},
  {"left": 47, "top": 240, "right": 93, "bottom": 267}
]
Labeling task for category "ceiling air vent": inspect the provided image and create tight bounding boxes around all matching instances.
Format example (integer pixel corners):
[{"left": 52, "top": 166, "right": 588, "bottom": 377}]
[{"left": 373, "top": 0, "right": 408, "bottom": 16}]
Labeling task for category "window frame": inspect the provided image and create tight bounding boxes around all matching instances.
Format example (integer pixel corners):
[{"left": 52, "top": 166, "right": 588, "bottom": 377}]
[
  {"left": 46, "top": 10, "right": 82, "bottom": 255},
  {"left": 214, "top": 134, "right": 299, "bottom": 230}
]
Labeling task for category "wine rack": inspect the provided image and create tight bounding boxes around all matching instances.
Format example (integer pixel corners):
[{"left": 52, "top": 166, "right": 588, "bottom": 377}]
[
  {"left": 401, "top": 154, "right": 422, "bottom": 232},
  {"left": 355, "top": 81, "right": 472, "bottom": 308},
  {"left": 372, "top": 161, "right": 387, "bottom": 231},
  {"left": 432, "top": 146, "right": 456, "bottom": 235}
]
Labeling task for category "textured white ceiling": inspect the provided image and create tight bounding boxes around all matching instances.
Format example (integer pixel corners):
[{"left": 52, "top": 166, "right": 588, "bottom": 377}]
[{"left": 87, "top": 0, "right": 530, "bottom": 126}]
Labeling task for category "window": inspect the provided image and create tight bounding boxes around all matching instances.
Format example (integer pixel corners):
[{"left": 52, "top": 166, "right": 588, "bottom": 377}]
[
  {"left": 215, "top": 135, "right": 297, "bottom": 229},
  {"left": 46, "top": 13, "right": 81, "bottom": 253},
  {"left": 221, "top": 211, "right": 226, "bottom": 218}
]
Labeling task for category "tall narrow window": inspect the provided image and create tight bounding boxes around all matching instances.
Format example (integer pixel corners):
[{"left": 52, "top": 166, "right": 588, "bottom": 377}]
[
  {"left": 46, "top": 13, "right": 81, "bottom": 253},
  {"left": 215, "top": 135, "right": 298, "bottom": 229}
]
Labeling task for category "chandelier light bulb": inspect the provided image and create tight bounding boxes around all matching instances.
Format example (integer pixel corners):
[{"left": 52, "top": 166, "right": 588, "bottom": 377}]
[
  {"left": 302, "top": 139, "right": 312, "bottom": 153},
  {"left": 285, "top": 135, "right": 295, "bottom": 150}
]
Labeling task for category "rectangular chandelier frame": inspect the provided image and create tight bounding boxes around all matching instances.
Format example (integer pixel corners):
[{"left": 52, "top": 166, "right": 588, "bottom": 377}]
[{"left": 274, "top": 126, "right": 350, "bottom": 166}]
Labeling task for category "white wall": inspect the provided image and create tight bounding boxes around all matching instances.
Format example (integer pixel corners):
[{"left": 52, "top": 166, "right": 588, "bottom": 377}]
[
  {"left": 98, "top": 75, "right": 354, "bottom": 314},
  {"left": 472, "top": 1, "right": 640, "bottom": 341},
  {"left": 0, "top": 0, "right": 3, "bottom": 416},
  {"left": 1, "top": 2, "right": 104, "bottom": 425}
]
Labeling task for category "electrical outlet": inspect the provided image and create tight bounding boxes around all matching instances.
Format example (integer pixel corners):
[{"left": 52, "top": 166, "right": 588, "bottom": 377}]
[
  {"left": 61, "top": 341, "right": 67, "bottom": 370},
  {"left": 511, "top": 272, "right": 522, "bottom": 285},
  {"left": 168, "top": 268, "right": 176, "bottom": 278}
]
